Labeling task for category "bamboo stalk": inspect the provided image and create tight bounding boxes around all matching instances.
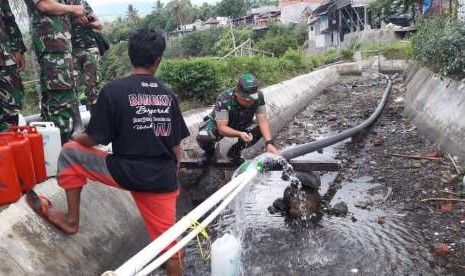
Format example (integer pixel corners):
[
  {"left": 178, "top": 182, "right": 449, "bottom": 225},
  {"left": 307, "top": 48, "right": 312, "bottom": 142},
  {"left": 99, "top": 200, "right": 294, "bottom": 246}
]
[
  {"left": 421, "top": 198, "right": 465, "bottom": 203},
  {"left": 391, "top": 153, "right": 440, "bottom": 161}
]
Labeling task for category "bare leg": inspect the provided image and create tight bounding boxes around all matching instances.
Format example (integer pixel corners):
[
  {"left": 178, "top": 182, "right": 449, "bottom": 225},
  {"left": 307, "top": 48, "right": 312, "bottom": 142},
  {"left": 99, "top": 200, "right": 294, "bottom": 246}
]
[
  {"left": 164, "top": 258, "right": 182, "bottom": 276},
  {"left": 46, "top": 187, "right": 83, "bottom": 234}
]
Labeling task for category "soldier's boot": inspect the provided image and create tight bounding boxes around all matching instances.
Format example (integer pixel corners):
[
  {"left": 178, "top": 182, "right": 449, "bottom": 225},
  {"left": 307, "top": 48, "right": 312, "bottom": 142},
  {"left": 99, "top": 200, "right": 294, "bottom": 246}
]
[
  {"left": 226, "top": 143, "right": 244, "bottom": 164},
  {"left": 70, "top": 102, "right": 84, "bottom": 139},
  {"left": 198, "top": 149, "right": 215, "bottom": 166},
  {"left": 196, "top": 134, "right": 216, "bottom": 166}
]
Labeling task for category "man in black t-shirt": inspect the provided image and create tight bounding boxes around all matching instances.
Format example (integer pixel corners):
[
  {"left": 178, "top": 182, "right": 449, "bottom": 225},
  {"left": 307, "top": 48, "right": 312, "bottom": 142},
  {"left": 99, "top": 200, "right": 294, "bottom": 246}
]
[{"left": 26, "top": 29, "right": 189, "bottom": 276}]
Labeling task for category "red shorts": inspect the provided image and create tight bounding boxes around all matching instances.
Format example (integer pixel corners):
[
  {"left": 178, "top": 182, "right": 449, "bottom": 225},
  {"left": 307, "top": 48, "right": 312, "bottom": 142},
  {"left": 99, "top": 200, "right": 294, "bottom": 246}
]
[{"left": 57, "top": 141, "right": 182, "bottom": 259}]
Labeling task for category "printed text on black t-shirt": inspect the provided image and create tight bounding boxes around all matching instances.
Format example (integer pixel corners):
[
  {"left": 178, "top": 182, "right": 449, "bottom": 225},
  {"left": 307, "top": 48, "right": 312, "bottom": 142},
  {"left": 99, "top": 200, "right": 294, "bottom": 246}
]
[{"left": 129, "top": 94, "right": 173, "bottom": 135}]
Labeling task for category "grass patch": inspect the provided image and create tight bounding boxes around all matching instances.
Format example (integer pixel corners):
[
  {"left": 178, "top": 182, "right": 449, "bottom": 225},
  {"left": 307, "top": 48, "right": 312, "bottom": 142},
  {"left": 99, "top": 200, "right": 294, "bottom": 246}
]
[{"left": 361, "top": 41, "right": 412, "bottom": 60}]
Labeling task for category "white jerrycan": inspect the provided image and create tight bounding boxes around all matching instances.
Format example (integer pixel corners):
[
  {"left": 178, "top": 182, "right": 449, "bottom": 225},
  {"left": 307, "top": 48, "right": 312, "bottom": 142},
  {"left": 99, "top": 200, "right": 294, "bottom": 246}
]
[
  {"left": 29, "top": 122, "right": 61, "bottom": 176},
  {"left": 211, "top": 233, "right": 241, "bottom": 276}
]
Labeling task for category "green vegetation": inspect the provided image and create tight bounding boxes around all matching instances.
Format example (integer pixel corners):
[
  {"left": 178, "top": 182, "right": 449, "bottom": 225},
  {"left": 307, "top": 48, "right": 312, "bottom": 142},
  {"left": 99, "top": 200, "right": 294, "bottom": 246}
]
[
  {"left": 340, "top": 48, "right": 354, "bottom": 61},
  {"left": 157, "top": 53, "right": 310, "bottom": 107},
  {"left": 411, "top": 18, "right": 465, "bottom": 79},
  {"left": 98, "top": 34, "right": 353, "bottom": 110},
  {"left": 370, "top": 0, "right": 415, "bottom": 26},
  {"left": 161, "top": 24, "right": 306, "bottom": 59},
  {"left": 99, "top": 41, "right": 132, "bottom": 83},
  {"left": 360, "top": 41, "right": 412, "bottom": 60},
  {"left": 254, "top": 24, "right": 307, "bottom": 57},
  {"left": 163, "top": 27, "right": 254, "bottom": 58},
  {"left": 154, "top": 49, "right": 351, "bottom": 108},
  {"left": 158, "top": 58, "right": 224, "bottom": 103}
]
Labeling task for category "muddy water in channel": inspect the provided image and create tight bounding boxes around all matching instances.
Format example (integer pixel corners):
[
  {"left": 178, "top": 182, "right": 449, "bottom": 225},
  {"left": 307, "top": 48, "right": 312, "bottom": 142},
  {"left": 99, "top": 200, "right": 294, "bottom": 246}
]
[{"left": 177, "top": 75, "right": 444, "bottom": 275}]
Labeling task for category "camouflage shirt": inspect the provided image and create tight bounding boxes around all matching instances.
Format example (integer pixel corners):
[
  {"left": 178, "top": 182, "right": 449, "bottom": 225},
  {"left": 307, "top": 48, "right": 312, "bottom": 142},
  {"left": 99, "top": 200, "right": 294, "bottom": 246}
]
[
  {"left": 70, "top": 0, "right": 97, "bottom": 50},
  {"left": 0, "top": 0, "right": 26, "bottom": 66},
  {"left": 24, "top": 0, "right": 72, "bottom": 54},
  {"left": 203, "top": 88, "right": 266, "bottom": 133}
]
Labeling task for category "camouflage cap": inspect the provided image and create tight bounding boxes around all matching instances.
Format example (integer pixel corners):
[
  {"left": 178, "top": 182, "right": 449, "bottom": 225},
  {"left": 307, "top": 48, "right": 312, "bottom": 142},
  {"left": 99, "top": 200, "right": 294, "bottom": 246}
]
[{"left": 236, "top": 73, "right": 260, "bottom": 100}]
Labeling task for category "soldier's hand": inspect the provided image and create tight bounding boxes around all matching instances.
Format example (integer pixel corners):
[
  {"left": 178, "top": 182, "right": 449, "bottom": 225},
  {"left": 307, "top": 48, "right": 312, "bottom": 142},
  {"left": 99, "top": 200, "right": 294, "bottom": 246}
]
[
  {"left": 71, "top": 5, "right": 85, "bottom": 17},
  {"left": 240, "top": 132, "right": 253, "bottom": 143},
  {"left": 12, "top": 52, "right": 25, "bottom": 71},
  {"left": 75, "top": 15, "right": 89, "bottom": 26},
  {"left": 265, "top": 143, "right": 279, "bottom": 155}
]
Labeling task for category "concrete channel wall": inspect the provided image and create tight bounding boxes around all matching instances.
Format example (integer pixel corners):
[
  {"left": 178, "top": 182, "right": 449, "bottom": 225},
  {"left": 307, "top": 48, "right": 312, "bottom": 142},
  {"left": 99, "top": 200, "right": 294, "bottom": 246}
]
[
  {"left": 0, "top": 64, "right": 354, "bottom": 275},
  {"left": 405, "top": 66, "right": 465, "bottom": 163}
]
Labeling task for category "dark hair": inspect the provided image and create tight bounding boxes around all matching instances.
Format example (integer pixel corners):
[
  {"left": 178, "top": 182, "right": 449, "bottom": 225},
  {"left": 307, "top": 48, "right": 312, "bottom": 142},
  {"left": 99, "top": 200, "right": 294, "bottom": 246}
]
[{"left": 128, "top": 28, "right": 166, "bottom": 68}]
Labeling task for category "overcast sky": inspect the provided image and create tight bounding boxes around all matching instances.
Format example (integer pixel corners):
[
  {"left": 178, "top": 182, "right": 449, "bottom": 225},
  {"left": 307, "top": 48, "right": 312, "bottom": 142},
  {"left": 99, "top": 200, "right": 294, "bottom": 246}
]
[{"left": 87, "top": 0, "right": 220, "bottom": 7}]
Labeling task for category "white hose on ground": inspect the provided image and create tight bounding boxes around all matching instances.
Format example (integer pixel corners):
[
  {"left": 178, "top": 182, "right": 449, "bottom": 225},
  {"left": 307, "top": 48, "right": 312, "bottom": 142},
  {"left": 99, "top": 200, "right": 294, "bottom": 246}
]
[
  {"left": 136, "top": 167, "right": 259, "bottom": 276},
  {"left": 102, "top": 166, "right": 257, "bottom": 276}
]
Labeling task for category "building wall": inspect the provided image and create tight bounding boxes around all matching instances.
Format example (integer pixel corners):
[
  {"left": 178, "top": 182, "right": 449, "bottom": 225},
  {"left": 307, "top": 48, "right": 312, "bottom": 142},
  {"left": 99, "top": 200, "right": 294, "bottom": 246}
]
[
  {"left": 340, "top": 29, "right": 397, "bottom": 49},
  {"left": 279, "top": 0, "right": 324, "bottom": 8},
  {"left": 308, "top": 20, "right": 334, "bottom": 55}
]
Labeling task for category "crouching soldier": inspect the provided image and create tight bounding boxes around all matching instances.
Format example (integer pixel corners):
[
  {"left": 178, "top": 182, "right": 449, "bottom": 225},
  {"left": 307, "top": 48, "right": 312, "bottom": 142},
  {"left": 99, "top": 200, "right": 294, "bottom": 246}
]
[{"left": 196, "top": 73, "right": 279, "bottom": 164}]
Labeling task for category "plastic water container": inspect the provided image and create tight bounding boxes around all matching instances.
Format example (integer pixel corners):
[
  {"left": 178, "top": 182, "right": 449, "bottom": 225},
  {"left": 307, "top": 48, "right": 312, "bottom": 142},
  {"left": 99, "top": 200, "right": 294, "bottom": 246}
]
[
  {"left": 18, "top": 113, "right": 27, "bottom": 126},
  {"left": 0, "top": 133, "right": 36, "bottom": 192},
  {"left": 9, "top": 126, "right": 47, "bottom": 182},
  {"left": 0, "top": 140, "right": 21, "bottom": 205},
  {"left": 211, "top": 233, "right": 241, "bottom": 276},
  {"left": 29, "top": 122, "right": 61, "bottom": 177}
]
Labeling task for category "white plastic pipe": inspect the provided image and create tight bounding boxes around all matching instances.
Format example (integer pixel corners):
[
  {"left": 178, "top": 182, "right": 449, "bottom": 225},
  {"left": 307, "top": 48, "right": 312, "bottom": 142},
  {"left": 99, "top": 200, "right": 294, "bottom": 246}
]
[
  {"left": 102, "top": 167, "right": 256, "bottom": 276},
  {"left": 136, "top": 167, "right": 259, "bottom": 276}
]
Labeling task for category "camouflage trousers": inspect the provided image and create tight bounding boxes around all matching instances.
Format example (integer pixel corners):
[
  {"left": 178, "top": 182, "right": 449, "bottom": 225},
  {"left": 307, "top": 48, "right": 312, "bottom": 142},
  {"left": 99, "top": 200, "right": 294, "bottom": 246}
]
[
  {"left": 0, "top": 65, "right": 23, "bottom": 131},
  {"left": 196, "top": 123, "right": 262, "bottom": 156},
  {"left": 73, "top": 47, "right": 100, "bottom": 106},
  {"left": 38, "top": 52, "right": 78, "bottom": 137}
]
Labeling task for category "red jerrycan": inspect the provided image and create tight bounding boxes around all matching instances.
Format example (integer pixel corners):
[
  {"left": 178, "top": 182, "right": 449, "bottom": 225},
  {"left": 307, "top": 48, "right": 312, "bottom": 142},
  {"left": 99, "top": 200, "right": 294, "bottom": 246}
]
[
  {"left": 9, "top": 126, "right": 47, "bottom": 182},
  {"left": 0, "top": 132, "right": 36, "bottom": 192},
  {"left": 0, "top": 139, "right": 21, "bottom": 205}
]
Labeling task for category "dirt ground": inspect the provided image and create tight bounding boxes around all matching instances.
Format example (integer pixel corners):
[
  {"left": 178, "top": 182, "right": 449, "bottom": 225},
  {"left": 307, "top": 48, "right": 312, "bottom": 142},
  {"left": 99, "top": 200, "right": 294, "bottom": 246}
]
[{"left": 274, "top": 73, "right": 465, "bottom": 275}]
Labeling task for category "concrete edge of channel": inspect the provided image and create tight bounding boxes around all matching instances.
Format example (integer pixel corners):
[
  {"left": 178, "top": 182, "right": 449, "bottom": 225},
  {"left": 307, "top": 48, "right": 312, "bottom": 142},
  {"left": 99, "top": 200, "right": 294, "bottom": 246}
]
[{"left": 404, "top": 64, "right": 465, "bottom": 164}]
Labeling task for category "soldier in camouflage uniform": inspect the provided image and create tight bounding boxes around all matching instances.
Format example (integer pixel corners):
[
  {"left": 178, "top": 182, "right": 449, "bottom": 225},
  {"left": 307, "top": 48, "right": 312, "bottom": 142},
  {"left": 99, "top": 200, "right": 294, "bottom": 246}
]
[
  {"left": 196, "top": 73, "right": 279, "bottom": 164},
  {"left": 71, "top": 0, "right": 102, "bottom": 107},
  {"left": 23, "top": 0, "right": 84, "bottom": 141},
  {"left": 0, "top": 0, "right": 27, "bottom": 131}
]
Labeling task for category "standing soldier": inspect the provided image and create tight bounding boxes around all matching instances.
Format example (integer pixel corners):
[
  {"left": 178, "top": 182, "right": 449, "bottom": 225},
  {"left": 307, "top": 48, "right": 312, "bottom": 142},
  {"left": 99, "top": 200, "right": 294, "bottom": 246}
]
[
  {"left": 0, "top": 0, "right": 27, "bottom": 131},
  {"left": 23, "top": 0, "right": 84, "bottom": 141},
  {"left": 71, "top": 0, "right": 102, "bottom": 107}
]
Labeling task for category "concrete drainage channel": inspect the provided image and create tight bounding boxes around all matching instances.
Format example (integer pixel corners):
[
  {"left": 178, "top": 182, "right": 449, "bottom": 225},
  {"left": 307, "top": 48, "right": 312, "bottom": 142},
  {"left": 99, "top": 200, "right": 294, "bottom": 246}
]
[
  {"left": 178, "top": 72, "right": 446, "bottom": 275},
  {"left": 0, "top": 63, "right": 399, "bottom": 275}
]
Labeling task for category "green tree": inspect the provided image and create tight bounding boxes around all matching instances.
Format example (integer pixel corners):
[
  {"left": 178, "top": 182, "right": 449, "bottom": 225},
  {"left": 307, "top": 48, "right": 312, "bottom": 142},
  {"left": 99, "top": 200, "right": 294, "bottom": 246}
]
[
  {"left": 103, "top": 17, "right": 133, "bottom": 43},
  {"left": 371, "top": 0, "right": 416, "bottom": 24},
  {"left": 126, "top": 4, "right": 140, "bottom": 25},
  {"left": 154, "top": 0, "right": 163, "bottom": 10},
  {"left": 142, "top": 1, "right": 170, "bottom": 32},
  {"left": 166, "top": 0, "right": 193, "bottom": 32},
  {"left": 212, "top": 27, "right": 253, "bottom": 56},
  {"left": 216, "top": 0, "right": 246, "bottom": 18},
  {"left": 193, "top": 3, "right": 216, "bottom": 20},
  {"left": 255, "top": 24, "right": 306, "bottom": 57}
]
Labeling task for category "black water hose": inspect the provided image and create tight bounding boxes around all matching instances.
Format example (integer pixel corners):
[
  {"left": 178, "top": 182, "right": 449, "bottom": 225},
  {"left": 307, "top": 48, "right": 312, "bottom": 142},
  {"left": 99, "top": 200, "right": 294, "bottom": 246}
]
[{"left": 280, "top": 73, "right": 395, "bottom": 161}]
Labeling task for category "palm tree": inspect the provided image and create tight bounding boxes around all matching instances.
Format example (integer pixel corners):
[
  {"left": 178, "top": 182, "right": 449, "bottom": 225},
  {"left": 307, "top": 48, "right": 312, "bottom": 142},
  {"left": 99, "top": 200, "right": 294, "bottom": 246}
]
[
  {"left": 154, "top": 0, "right": 164, "bottom": 11},
  {"left": 167, "top": 0, "right": 192, "bottom": 32},
  {"left": 126, "top": 4, "right": 140, "bottom": 25}
]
